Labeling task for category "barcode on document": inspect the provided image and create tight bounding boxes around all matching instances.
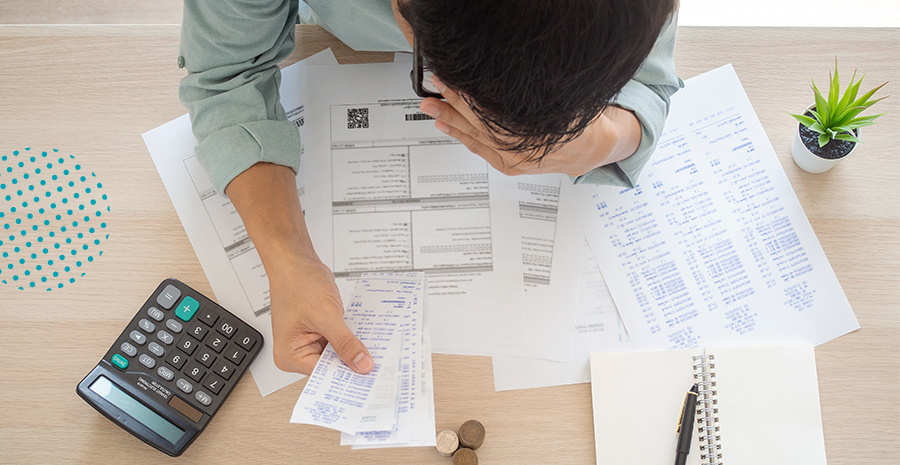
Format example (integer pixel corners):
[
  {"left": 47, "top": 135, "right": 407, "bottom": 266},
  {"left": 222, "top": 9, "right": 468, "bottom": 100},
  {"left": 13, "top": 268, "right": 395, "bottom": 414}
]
[{"left": 405, "top": 113, "right": 435, "bottom": 122}]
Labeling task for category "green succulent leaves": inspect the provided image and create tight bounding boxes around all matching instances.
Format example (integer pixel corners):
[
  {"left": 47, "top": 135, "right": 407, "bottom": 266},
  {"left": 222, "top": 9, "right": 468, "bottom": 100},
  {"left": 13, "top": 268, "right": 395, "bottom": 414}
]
[{"left": 790, "top": 59, "right": 888, "bottom": 147}]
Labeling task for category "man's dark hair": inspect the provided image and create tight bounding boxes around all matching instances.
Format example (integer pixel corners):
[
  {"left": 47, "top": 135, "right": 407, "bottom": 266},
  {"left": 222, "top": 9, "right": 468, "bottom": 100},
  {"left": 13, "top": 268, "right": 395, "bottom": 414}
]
[{"left": 400, "top": 0, "right": 676, "bottom": 159}]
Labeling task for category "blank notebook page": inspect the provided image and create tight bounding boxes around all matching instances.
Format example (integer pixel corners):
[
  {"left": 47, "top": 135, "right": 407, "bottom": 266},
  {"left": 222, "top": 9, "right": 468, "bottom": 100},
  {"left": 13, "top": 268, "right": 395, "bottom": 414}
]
[{"left": 590, "top": 344, "right": 826, "bottom": 465}]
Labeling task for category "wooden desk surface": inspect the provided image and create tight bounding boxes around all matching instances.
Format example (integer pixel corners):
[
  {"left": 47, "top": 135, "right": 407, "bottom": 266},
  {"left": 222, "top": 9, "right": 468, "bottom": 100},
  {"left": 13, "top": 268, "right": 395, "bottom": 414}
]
[{"left": 0, "top": 25, "right": 897, "bottom": 464}]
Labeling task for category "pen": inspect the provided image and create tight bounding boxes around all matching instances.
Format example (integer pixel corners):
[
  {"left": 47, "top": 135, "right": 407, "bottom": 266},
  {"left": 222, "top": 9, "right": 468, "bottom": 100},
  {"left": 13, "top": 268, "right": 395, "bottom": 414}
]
[{"left": 674, "top": 384, "right": 699, "bottom": 465}]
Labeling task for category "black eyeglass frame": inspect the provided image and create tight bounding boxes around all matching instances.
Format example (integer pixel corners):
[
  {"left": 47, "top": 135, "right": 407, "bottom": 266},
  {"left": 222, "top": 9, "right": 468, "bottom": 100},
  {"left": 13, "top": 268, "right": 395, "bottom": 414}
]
[{"left": 410, "top": 36, "right": 443, "bottom": 99}]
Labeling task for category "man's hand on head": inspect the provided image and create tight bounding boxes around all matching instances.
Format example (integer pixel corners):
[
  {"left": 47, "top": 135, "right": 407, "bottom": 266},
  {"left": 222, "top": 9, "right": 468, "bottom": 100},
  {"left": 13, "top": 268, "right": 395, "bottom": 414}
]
[{"left": 419, "top": 76, "right": 642, "bottom": 178}]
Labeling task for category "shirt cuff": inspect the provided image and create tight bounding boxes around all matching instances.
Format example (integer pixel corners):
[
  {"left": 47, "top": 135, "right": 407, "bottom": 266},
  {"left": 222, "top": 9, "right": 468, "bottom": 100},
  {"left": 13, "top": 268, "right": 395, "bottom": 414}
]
[{"left": 195, "top": 119, "right": 302, "bottom": 197}]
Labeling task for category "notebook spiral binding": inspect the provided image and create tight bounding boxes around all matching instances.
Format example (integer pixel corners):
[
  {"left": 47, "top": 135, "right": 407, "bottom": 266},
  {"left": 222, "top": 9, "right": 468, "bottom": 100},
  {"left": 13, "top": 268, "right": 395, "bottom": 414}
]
[{"left": 693, "top": 354, "right": 723, "bottom": 465}]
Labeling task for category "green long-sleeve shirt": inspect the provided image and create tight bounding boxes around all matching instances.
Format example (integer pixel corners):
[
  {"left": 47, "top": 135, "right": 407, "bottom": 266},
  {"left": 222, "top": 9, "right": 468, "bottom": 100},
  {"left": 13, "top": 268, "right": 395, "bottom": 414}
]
[{"left": 179, "top": 0, "right": 681, "bottom": 196}]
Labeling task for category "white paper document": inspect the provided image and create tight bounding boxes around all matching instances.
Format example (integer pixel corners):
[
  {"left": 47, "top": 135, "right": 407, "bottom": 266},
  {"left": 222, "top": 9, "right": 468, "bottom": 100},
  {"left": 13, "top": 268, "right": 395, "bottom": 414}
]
[
  {"left": 302, "top": 62, "right": 582, "bottom": 357},
  {"left": 142, "top": 50, "right": 340, "bottom": 396},
  {"left": 500, "top": 176, "right": 582, "bottom": 362},
  {"left": 290, "top": 272, "right": 435, "bottom": 448},
  {"left": 566, "top": 64, "right": 860, "bottom": 351},
  {"left": 491, "top": 240, "right": 632, "bottom": 391}
]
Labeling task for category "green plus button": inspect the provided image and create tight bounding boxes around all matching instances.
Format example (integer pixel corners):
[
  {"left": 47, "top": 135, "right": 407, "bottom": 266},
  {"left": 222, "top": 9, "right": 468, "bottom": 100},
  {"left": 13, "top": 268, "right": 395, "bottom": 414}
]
[
  {"left": 175, "top": 296, "right": 200, "bottom": 322},
  {"left": 111, "top": 354, "right": 128, "bottom": 370}
]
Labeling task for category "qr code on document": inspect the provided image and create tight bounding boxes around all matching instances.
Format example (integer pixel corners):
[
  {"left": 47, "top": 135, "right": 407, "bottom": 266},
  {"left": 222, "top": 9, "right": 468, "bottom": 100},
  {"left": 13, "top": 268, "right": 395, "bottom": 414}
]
[{"left": 347, "top": 108, "right": 369, "bottom": 129}]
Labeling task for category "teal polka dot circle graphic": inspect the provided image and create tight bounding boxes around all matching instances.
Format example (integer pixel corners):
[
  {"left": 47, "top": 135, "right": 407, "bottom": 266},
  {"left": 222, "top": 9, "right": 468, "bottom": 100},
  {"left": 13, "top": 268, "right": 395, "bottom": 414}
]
[{"left": 0, "top": 148, "right": 109, "bottom": 290}]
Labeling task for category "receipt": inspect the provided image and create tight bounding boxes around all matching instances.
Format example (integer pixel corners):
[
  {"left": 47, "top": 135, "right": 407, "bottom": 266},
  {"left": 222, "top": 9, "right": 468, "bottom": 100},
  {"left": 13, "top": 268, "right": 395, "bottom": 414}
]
[{"left": 290, "top": 272, "right": 433, "bottom": 444}]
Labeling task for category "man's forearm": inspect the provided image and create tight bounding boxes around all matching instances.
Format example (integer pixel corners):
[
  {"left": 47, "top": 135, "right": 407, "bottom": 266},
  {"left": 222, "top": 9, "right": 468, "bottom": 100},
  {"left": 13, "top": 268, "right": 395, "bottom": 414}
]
[
  {"left": 225, "top": 163, "right": 318, "bottom": 274},
  {"left": 592, "top": 106, "right": 643, "bottom": 169},
  {"left": 223, "top": 162, "right": 373, "bottom": 375}
]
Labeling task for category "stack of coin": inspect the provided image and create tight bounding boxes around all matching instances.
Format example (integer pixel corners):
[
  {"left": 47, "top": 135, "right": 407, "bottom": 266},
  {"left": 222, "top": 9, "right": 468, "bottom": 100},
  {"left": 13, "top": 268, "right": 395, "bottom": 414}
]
[
  {"left": 435, "top": 430, "right": 459, "bottom": 458},
  {"left": 458, "top": 420, "right": 485, "bottom": 450},
  {"left": 436, "top": 420, "right": 486, "bottom": 464}
]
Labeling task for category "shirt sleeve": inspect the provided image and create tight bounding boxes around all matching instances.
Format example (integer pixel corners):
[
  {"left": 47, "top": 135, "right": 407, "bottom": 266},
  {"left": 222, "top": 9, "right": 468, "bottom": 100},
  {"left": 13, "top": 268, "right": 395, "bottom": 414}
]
[
  {"left": 572, "top": 13, "right": 682, "bottom": 188},
  {"left": 178, "top": 0, "right": 301, "bottom": 197}
]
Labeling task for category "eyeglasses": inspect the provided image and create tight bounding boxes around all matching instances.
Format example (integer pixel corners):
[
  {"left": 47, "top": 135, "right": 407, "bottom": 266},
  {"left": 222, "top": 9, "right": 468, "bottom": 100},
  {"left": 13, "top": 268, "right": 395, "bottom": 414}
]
[{"left": 410, "top": 36, "right": 443, "bottom": 99}]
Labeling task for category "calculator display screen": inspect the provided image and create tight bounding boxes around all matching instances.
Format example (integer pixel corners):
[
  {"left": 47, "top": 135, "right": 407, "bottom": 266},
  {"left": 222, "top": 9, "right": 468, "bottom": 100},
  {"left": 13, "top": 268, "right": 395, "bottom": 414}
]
[{"left": 89, "top": 376, "right": 185, "bottom": 445}]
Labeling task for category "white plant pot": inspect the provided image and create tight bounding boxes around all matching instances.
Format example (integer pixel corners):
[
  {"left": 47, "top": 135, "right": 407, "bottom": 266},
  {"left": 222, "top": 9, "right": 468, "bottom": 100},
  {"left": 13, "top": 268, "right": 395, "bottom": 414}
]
[{"left": 790, "top": 106, "right": 859, "bottom": 174}]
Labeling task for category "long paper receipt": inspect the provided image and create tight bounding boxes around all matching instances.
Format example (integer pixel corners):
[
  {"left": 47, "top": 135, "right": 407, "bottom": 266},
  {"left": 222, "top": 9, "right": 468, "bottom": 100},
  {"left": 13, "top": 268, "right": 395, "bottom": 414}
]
[{"left": 290, "top": 272, "right": 435, "bottom": 448}]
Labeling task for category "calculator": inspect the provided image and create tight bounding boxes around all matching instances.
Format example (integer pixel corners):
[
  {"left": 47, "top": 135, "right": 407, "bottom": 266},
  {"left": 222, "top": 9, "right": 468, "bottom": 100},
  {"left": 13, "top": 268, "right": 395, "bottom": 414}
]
[{"left": 76, "top": 278, "right": 263, "bottom": 456}]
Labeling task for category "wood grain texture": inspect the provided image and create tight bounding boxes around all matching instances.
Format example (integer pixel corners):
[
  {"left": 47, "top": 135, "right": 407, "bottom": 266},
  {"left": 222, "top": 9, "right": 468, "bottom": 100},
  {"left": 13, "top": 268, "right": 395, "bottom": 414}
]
[
  {"left": 0, "top": 25, "right": 897, "bottom": 464},
  {"left": 0, "top": 0, "right": 183, "bottom": 24}
]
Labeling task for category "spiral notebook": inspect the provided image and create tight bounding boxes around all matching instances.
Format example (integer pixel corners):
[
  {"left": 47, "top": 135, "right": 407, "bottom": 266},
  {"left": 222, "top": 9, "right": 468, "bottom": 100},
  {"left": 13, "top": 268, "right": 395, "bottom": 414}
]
[{"left": 589, "top": 344, "right": 827, "bottom": 465}]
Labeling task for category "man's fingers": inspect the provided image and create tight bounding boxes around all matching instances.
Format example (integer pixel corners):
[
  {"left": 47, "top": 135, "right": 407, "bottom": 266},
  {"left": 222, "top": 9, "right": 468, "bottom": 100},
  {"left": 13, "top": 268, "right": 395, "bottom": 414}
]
[
  {"left": 273, "top": 338, "right": 324, "bottom": 374},
  {"left": 421, "top": 97, "right": 483, "bottom": 144},
  {"left": 422, "top": 97, "right": 512, "bottom": 173},
  {"left": 435, "top": 120, "right": 509, "bottom": 174},
  {"left": 292, "top": 343, "right": 325, "bottom": 375},
  {"left": 421, "top": 77, "right": 540, "bottom": 176},
  {"left": 432, "top": 76, "right": 482, "bottom": 128},
  {"left": 316, "top": 314, "right": 374, "bottom": 374}
]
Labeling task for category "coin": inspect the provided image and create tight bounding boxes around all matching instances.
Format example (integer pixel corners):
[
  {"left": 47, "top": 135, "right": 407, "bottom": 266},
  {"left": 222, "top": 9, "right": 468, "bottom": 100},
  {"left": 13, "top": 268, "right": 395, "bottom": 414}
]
[
  {"left": 458, "top": 419, "right": 485, "bottom": 450},
  {"left": 436, "top": 429, "right": 460, "bottom": 457},
  {"left": 452, "top": 447, "right": 478, "bottom": 465}
]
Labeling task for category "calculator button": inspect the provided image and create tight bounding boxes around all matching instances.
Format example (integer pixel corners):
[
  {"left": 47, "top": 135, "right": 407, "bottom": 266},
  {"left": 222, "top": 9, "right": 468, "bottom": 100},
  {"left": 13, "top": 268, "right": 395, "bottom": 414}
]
[
  {"left": 176, "top": 378, "right": 193, "bottom": 394},
  {"left": 165, "top": 319, "right": 183, "bottom": 334},
  {"left": 156, "top": 330, "right": 175, "bottom": 345},
  {"left": 148, "top": 342, "right": 166, "bottom": 358},
  {"left": 174, "top": 296, "right": 200, "bottom": 322},
  {"left": 111, "top": 354, "right": 129, "bottom": 370},
  {"left": 120, "top": 342, "right": 137, "bottom": 357},
  {"left": 184, "top": 361, "right": 207, "bottom": 382},
  {"left": 138, "top": 319, "right": 156, "bottom": 333},
  {"left": 202, "top": 374, "right": 225, "bottom": 395},
  {"left": 187, "top": 322, "right": 209, "bottom": 341},
  {"left": 224, "top": 346, "right": 247, "bottom": 365},
  {"left": 156, "top": 284, "right": 182, "bottom": 310},
  {"left": 139, "top": 354, "right": 156, "bottom": 369},
  {"left": 177, "top": 335, "right": 199, "bottom": 355},
  {"left": 215, "top": 319, "right": 237, "bottom": 339},
  {"left": 197, "top": 307, "right": 218, "bottom": 326},
  {"left": 167, "top": 350, "right": 188, "bottom": 370},
  {"left": 147, "top": 307, "right": 165, "bottom": 322},
  {"left": 195, "top": 348, "right": 216, "bottom": 368},
  {"left": 129, "top": 330, "right": 147, "bottom": 345},
  {"left": 235, "top": 331, "right": 258, "bottom": 351},
  {"left": 195, "top": 391, "right": 213, "bottom": 406},
  {"left": 157, "top": 366, "right": 175, "bottom": 381},
  {"left": 205, "top": 335, "right": 226, "bottom": 353},
  {"left": 211, "top": 360, "right": 236, "bottom": 381}
]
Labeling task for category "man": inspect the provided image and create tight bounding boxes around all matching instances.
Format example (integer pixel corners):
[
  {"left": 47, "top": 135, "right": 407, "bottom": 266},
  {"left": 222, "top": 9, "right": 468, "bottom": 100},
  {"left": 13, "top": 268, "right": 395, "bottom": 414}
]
[{"left": 178, "top": 0, "right": 680, "bottom": 376}]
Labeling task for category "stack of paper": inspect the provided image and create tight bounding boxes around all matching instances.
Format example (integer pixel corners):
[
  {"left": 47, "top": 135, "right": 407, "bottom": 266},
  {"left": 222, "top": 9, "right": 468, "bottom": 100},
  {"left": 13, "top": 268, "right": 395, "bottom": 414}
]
[
  {"left": 290, "top": 272, "right": 436, "bottom": 449},
  {"left": 144, "top": 51, "right": 859, "bottom": 400},
  {"left": 143, "top": 50, "right": 586, "bottom": 397},
  {"left": 493, "top": 64, "right": 861, "bottom": 391}
]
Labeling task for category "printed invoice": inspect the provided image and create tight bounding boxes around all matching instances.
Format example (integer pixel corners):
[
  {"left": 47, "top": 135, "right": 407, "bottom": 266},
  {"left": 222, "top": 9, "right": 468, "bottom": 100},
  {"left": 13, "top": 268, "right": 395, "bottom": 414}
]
[
  {"left": 302, "top": 62, "right": 581, "bottom": 357},
  {"left": 566, "top": 64, "right": 860, "bottom": 351},
  {"left": 492, "top": 240, "right": 632, "bottom": 391}
]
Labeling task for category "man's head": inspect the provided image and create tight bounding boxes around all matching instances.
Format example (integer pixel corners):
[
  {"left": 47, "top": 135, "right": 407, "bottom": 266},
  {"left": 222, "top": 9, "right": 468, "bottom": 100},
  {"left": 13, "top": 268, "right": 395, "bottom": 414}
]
[{"left": 393, "top": 0, "right": 676, "bottom": 157}]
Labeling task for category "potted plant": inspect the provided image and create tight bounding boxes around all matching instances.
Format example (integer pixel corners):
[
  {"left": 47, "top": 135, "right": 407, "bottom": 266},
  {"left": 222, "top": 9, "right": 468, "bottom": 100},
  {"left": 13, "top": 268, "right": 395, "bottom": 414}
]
[{"left": 790, "top": 60, "right": 887, "bottom": 173}]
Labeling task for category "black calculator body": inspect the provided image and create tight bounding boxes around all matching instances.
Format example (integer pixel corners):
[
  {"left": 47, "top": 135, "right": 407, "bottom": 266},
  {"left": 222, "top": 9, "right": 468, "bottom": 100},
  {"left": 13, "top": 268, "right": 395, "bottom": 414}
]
[{"left": 77, "top": 278, "right": 263, "bottom": 456}]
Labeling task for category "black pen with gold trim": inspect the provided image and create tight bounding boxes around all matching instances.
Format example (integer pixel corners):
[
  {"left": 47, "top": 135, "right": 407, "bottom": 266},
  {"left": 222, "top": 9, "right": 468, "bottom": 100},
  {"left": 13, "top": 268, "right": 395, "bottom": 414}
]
[{"left": 674, "top": 384, "right": 699, "bottom": 465}]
